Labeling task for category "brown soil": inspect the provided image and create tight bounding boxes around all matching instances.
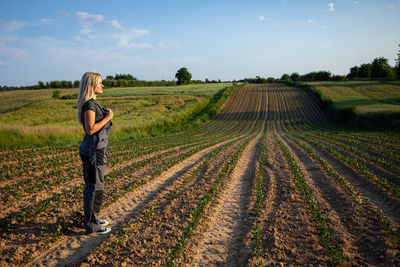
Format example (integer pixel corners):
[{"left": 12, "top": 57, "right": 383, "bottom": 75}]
[
  {"left": 182, "top": 124, "right": 263, "bottom": 266},
  {"left": 282, "top": 135, "right": 400, "bottom": 265},
  {"left": 2, "top": 84, "right": 399, "bottom": 266}
]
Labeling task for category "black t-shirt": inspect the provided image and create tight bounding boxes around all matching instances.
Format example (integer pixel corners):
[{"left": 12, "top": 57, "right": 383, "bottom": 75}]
[{"left": 82, "top": 99, "right": 105, "bottom": 123}]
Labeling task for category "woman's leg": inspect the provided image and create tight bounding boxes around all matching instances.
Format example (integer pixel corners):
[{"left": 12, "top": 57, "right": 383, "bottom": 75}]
[
  {"left": 83, "top": 186, "right": 102, "bottom": 233},
  {"left": 82, "top": 160, "right": 102, "bottom": 233},
  {"left": 93, "top": 190, "right": 104, "bottom": 214}
]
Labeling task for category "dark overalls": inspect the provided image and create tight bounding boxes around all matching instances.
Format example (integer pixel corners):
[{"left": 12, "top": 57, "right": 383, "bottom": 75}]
[{"left": 79, "top": 101, "right": 112, "bottom": 233}]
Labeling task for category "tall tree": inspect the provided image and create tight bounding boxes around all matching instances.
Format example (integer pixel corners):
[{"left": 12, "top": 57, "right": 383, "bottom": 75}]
[
  {"left": 348, "top": 66, "right": 359, "bottom": 79},
  {"left": 290, "top": 72, "right": 300, "bottom": 81},
  {"left": 371, "top": 57, "right": 395, "bottom": 78},
  {"left": 175, "top": 67, "right": 192, "bottom": 85},
  {"left": 359, "top": 63, "right": 372, "bottom": 78},
  {"left": 280, "top": 73, "right": 290, "bottom": 81}
]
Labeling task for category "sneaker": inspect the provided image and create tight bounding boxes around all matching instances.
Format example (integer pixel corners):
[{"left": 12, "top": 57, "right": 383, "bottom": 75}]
[
  {"left": 95, "top": 227, "right": 111, "bottom": 235},
  {"left": 99, "top": 219, "right": 109, "bottom": 227}
]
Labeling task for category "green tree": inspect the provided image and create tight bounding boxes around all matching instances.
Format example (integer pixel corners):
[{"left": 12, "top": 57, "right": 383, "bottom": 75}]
[
  {"left": 359, "top": 63, "right": 372, "bottom": 78},
  {"left": 348, "top": 66, "right": 359, "bottom": 79},
  {"left": 281, "top": 73, "right": 290, "bottom": 81},
  {"left": 37, "top": 81, "right": 45, "bottom": 88},
  {"left": 175, "top": 67, "right": 192, "bottom": 85},
  {"left": 371, "top": 57, "right": 392, "bottom": 78},
  {"left": 290, "top": 72, "right": 300, "bottom": 81}
]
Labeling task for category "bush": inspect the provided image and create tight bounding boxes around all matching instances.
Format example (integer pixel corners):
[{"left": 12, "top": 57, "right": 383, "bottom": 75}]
[
  {"left": 60, "top": 93, "right": 78, "bottom": 99},
  {"left": 52, "top": 90, "right": 61, "bottom": 99}
]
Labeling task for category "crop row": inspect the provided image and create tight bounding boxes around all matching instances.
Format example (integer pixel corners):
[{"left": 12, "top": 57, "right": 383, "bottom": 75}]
[{"left": 272, "top": 86, "right": 400, "bottom": 241}]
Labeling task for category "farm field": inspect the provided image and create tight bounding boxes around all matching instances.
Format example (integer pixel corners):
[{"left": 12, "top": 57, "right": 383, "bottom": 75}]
[
  {"left": 0, "top": 84, "right": 399, "bottom": 266},
  {"left": 0, "top": 83, "right": 233, "bottom": 150},
  {"left": 305, "top": 80, "right": 400, "bottom": 113}
]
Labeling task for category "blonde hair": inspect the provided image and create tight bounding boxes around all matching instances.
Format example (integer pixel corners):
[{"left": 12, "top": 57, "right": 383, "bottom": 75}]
[{"left": 77, "top": 72, "right": 102, "bottom": 125}]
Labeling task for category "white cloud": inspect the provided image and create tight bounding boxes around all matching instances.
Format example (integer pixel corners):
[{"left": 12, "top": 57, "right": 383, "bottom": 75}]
[
  {"left": 0, "top": 18, "right": 53, "bottom": 33},
  {"left": 112, "top": 28, "right": 151, "bottom": 48},
  {"left": 1, "top": 20, "right": 28, "bottom": 32},
  {"left": 80, "top": 25, "right": 93, "bottom": 35},
  {"left": 307, "top": 19, "right": 314, "bottom": 23},
  {"left": 258, "top": 16, "right": 265, "bottom": 21},
  {"left": 389, "top": 4, "right": 395, "bottom": 8},
  {"left": 320, "top": 44, "right": 331, "bottom": 49},
  {"left": 109, "top": 20, "right": 123, "bottom": 29},
  {"left": 77, "top": 11, "right": 104, "bottom": 24},
  {"left": 354, "top": 1, "right": 359, "bottom": 4},
  {"left": 328, "top": 3, "right": 334, "bottom": 12}
]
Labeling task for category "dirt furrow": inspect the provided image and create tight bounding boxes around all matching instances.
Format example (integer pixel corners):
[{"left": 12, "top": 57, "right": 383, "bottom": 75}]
[
  {"left": 82, "top": 133, "right": 251, "bottom": 266},
  {"left": 255, "top": 133, "right": 328, "bottom": 265},
  {"left": 282, "top": 135, "right": 400, "bottom": 265},
  {"left": 28, "top": 137, "right": 238, "bottom": 267},
  {"left": 295, "top": 136, "right": 400, "bottom": 224},
  {"left": 182, "top": 126, "right": 263, "bottom": 266}
]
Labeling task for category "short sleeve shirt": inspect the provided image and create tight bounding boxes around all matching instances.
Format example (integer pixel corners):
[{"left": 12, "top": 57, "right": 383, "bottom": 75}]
[{"left": 82, "top": 99, "right": 105, "bottom": 123}]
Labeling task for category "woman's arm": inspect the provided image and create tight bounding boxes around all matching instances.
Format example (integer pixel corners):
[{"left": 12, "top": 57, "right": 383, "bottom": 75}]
[{"left": 84, "top": 108, "right": 113, "bottom": 135}]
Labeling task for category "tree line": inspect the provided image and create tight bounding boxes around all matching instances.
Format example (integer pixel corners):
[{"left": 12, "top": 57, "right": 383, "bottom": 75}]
[
  {"left": 348, "top": 57, "right": 397, "bottom": 79},
  {"left": 2, "top": 46, "right": 400, "bottom": 91}
]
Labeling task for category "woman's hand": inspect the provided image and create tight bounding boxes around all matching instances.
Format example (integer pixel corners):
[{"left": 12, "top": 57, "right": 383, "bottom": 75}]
[
  {"left": 84, "top": 108, "right": 113, "bottom": 135},
  {"left": 105, "top": 108, "right": 114, "bottom": 121}
]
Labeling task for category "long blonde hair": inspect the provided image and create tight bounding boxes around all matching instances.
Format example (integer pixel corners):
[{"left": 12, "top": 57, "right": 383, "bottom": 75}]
[{"left": 77, "top": 72, "right": 102, "bottom": 125}]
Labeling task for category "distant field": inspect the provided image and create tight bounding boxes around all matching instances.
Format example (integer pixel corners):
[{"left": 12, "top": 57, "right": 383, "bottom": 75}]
[
  {"left": 0, "top": 83, "right": 236, "bottom": 150},
  {"left": 0, "top": 88, "right": 77, "bottom": 113},
  {"left": 102, "top": 83, "right": 233, "bottom": 97},
  {"left": 305, "top": 81, "right": 400, "bottom": 113}
]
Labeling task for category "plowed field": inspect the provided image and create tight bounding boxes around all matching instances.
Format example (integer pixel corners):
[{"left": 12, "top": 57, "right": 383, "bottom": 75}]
[{"left": 1, "top": 84, "right": 399, "bottom": 266}]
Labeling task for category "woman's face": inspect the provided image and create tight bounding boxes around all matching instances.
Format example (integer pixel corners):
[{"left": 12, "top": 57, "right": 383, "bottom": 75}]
[{"left": 94, "top": 80, "right": 104, "bottom": 95}]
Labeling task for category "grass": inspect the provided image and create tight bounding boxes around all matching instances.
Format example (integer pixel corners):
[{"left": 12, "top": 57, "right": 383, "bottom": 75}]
[
  {"left": 0, "top": 83, "right": 240, "bottom": 150},
  {"left": 299, "top": 81, "right": 400, "bottom": 129},
  {"left": 102, "top": 83, "right": 234, "bottom": 97},
  {"left": 305, "top": 81, "right": 400, "bottom": 113},
  {"left": 0, "top": 88, "right": 77, "bottom": 113}
]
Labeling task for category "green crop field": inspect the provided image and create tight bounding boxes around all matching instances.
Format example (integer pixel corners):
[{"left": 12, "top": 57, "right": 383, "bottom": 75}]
[
  {"left": 305, "top": 81, "right": 400, "bottom": 113},
  {"left": 0, "top": 83, "right": 237, "bottom": 150},
  {"left": 302, "top": 81, "right": 400, "bottom": 128},
  {"left": 2, "top": 84, "right": 399, "bottom": 266},
  {"left": 102, "top": 83, "right": 233, "bottom": 97}
]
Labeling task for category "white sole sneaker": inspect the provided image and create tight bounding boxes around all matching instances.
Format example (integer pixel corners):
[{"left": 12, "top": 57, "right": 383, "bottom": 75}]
[
  {"left": 95, "top": 227, "right": 111, "bottom": 234},
  {"left": 99, "top": 219, "right": 109, "bottom": 227}
]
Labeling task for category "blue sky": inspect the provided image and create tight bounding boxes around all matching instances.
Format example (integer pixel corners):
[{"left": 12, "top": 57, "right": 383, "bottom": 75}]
[{"left": 0, "top": 0, "right": 399, "bottom": 86}]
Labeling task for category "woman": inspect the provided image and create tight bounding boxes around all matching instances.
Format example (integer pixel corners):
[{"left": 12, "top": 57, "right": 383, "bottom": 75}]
[{"left": 77, "top": 72, "right": 113, "bottom": 234}]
